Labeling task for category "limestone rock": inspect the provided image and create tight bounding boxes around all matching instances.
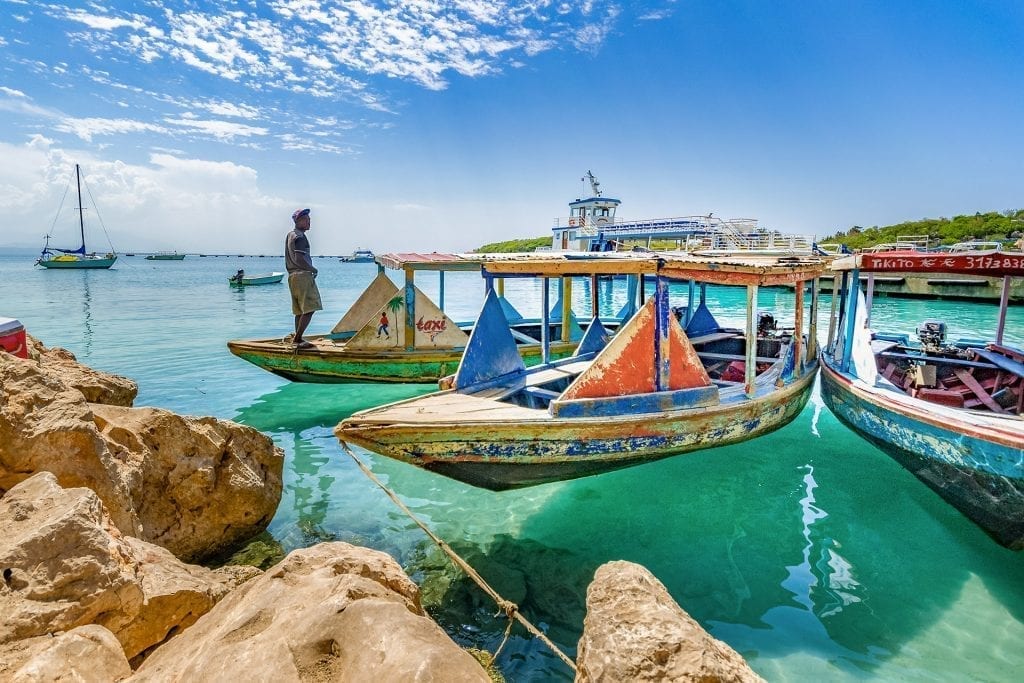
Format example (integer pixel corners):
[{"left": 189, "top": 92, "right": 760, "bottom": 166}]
[
  {"left": 576, "top": 561, "right": 763, "bottom": 683},
  {"left": 131, "top": 542, "right": 490, "bottom": 682},
  {"left": 0, "top": 352, "right": 283, "bottom": 562},
  {"left": 92, "top": 404, "right": 283, "bottom": 562},
  {"left": 0, "top": 352, "right": 139, "bottom": 532},
  {"left": 0, "top": 473, "right": 233, "bottom": 661},
  {"left": 26, "top": 333, "right": 138, "bottom": 406},
  {"left": 0, "top": 625, "right": 132, "bottom": 682},
  {"left": 0, "top": 472, "right": 144, "bottom": 646}
]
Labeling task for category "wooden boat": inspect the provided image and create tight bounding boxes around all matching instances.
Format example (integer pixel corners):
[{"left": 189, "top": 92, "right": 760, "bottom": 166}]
[
  {"left": 35, "top": 164, "right": 117, "bottom": 270},
  {"left": 819, "top": 248, "right": 1024, "bottom": 549},
  {"left": 228, "top": 271, "right": 284, "bottom": 286},
  {"left": 146, "top": 252, "right": 186, "bottom": 260},
  {"left": 337, "top": 252, "right": 826, "bottom": 490},
  {"left": 227, "top": 253, "right": 592, "bottom": 383}
]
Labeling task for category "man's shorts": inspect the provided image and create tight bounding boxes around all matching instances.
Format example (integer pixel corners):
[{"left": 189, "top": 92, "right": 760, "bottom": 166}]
[{"left": 288, "top": 271, "right": 323, "bottom": 315}]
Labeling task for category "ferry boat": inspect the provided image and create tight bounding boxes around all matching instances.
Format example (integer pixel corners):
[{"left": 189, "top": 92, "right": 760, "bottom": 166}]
[
  {"left": 145, "top": 252, "right": 186, "bottom": 261},
  {"left": 550, "top": 171, "right": 815, "bottom": 255},
  {"left": 341, "top": 248, "right": 375, "bottom": 263}
]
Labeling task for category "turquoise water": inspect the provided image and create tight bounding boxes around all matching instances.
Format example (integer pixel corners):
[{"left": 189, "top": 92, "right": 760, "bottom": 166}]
[{"left": 2, "top": 252, "right": 1023, "bottom": 682}]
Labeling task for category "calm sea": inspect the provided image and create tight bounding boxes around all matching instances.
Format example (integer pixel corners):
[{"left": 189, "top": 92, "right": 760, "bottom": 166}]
[{"left": 2, "top": 252, "right": 1022, "bottom": 682}]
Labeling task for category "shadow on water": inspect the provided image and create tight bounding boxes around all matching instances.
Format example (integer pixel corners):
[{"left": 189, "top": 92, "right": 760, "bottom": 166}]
[
  {"left": 381, "top": 386, "right": 1024, "bottom": 681},
  {"left": 232, "top": 381, "right": 436, "bottom": 555}
]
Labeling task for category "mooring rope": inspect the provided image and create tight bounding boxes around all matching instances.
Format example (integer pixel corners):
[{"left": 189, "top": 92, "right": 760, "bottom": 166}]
[{"left": 339, "top": 440, "right": 578, "bottom": 674}]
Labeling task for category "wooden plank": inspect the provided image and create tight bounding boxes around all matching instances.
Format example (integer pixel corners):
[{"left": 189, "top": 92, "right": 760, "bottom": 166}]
[
  {"left": 953, "top": 368, "right": 1005, "bottom": 413},
  {"left": 698, "top": 352, "right": 780, "bottom": 364},
  {"left": 970, "top": 348, "right": 1024, "bottom": 378},
  {"left": 688, "top": 332, "right": 739, "bottom": 346}
]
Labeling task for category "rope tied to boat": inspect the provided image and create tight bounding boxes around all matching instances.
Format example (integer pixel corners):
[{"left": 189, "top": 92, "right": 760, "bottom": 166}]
[{"left": 339, "top": 440, "right": 578, "bottom": 674}]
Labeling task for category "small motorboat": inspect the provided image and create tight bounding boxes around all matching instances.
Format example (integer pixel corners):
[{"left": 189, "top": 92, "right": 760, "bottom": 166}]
[{"left": 228, "top": 271, "right": 285, "bottom": 286}]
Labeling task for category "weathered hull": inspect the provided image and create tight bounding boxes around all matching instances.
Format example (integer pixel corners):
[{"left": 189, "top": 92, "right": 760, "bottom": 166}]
[
  {"left": 227, "top": 337, "right": 577, "bottom": 384},
  {"left": 819, "top": 358, "right": 1024, "bottom": 550},
  {"left": 38, "top": 256, "right": 117, "bottom": 269},
  {"left": 337, "top": 363, "right": 818, "bottom": 489}
]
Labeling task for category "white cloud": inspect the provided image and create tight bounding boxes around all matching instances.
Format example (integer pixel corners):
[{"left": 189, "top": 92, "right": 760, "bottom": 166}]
[
  {"left": 0, "top": 86, "right": 26, "bottom": 97},
  {"left": 56, "top": 117, "right": 169, "bottom": 142}
]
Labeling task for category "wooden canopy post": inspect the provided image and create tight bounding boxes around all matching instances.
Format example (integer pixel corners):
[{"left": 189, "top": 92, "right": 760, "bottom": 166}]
[
  {"left": 541, "top": 277, "right": 550, "bottom": 364},
  {"left": 808, "top": 277, "right": 820, "bottom": 359},
  {"left": 745, "top": 284, "right": 758, "bottom": 397},
  {"left": 865, "top": 273, "right": 875, "bottom": 326},
  {"left": 793, "top": 281, "right": 804, "bottom": 378},
  {"left": 655, "top": 276, "right": 671, "bottom": 392},
  {"left": 997, "top": 275, "right": 1011, "bottom": 344},
  {"left": 439, "top": 271, "right": 445, "bottom": 312},
  {"left": 561, "top": 276, "right": 572, "bottom": 343},
  {"left": 404, "top": 266, "right": 415, "bottom": 351},
  {"left": 686, "top": 280, "right": 696, "bottom": 326},
  {"left": 591, "top": 274, "right": 599, "bottom": 318},
  {"left": 840, "top": 268, "right": 860, "bottom": 372},
  {"left": 826, "top": 275, "right": 840, "bottom": 351}
]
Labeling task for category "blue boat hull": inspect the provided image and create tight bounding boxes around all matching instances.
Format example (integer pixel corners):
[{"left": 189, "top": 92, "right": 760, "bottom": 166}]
[{"left": 820, "top": 357, "right": 1024, "bottom": 550}]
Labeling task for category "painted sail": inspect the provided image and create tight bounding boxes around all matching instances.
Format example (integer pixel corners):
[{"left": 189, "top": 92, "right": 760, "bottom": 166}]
[
  {"left": 347, "top": 284, "right": 468, "bottom": 350},
  {"left": 561, "top": 298, "right": 712, "bottom": 400},
  {"left": 331, "top": 272, "right": 399, "bottom": 334}
]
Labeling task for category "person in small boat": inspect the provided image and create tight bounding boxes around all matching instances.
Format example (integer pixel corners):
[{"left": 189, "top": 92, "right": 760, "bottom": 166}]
[
  {"left": 285, "top": 208, "right": 322, "bottom": 350},
  {"left": 232, "top": 269, "right": 245, "bottom": 283}
]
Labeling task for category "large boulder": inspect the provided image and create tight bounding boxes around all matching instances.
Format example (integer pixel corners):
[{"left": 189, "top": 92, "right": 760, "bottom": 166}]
[
  {"left": 25, "top": 333, "right": 138, "bottom": 406},
  {"left": 576, "top": 561, "right": 763, "bottom": 682},
  {"left": 131, "top": 542, "right": 490, "bottom": 682},
  {"left": 91, "top": 404, "right": 283, "bottom": 562},
  {"left": 0, "top": 351, "right": 283, "bottom": 562},
  {"left": 0, "top": 473, "right": 238, "bottom": 661},
  {"left": 0, "top": 625, "right": 131, "bottom": 682}
]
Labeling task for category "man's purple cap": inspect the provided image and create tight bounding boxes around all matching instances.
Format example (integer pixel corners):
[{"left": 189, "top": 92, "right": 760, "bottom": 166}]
[{"left": 292, "top": 208, "right": 310, "bottom": 221}]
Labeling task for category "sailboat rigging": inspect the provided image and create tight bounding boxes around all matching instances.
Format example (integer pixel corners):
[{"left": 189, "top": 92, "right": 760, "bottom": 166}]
[{"left": 36, "top": 164, "right": 117, "bottom": 270}]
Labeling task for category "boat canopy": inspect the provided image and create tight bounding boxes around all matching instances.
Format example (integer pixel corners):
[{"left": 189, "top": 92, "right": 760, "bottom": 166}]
[
  {"left": 830, "top": 250, "right": 1024, "bottom": 277},
  {"left": 480, "top": 252, "right": 826, "bottom": 286}
]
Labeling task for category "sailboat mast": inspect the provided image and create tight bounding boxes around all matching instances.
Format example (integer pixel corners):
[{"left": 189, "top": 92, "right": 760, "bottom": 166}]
[{"left": 75, "top": 164, "right": 86, "bottom": 252}]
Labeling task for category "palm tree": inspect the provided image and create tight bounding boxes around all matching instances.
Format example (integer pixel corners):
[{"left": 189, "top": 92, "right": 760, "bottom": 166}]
[{"left": 387, "top": 295, "right": 404, "bottom": 347}]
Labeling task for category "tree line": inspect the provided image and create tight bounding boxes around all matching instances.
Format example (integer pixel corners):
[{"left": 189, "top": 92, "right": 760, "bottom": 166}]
[{"left": 820, "top": 209, "right": 1024, "bottom": 250}]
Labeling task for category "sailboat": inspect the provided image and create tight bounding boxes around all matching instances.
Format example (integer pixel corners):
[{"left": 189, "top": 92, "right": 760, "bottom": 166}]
[{"left": 36, "top": 164, "right": 117, "bottom": 269}]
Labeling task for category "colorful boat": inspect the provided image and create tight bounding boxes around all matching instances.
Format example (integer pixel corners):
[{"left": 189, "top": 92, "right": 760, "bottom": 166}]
[
  {"left": 227, "top": 253, "right": 591, "bottom": 383},
  {"left": 35, "top": 164, "right": 117, "bottom": 270},
  {"left": 228, "top": 271, "right": 284, "bottom": 286},
  {"left": 145, "top": 252, "right": 186, "bottom": 260},
  {"left": 819, "top": 248, "right": 1024, "bottom": 549},
  {"left": 337, "top": 252, "right": 826, "bottom": 490}
]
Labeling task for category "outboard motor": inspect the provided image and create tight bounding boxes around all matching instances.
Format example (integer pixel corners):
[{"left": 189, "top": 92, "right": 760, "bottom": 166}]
[
  {"left": 916, "top": 320, "right": 947, "bottom": 350},
  {"left": 757, "top": 310, "right": 777, "bottom": 337}
]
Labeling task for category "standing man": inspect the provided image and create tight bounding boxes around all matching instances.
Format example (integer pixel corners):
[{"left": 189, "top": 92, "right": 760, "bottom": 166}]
[{"left": 285, "top": 208, "right": 322, "bottom": 350}]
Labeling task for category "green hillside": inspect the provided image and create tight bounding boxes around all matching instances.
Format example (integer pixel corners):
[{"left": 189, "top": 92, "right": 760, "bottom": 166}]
[
  {"left": 473, "top": 236, "right": 552, "bottom": 253},
  {"left": 821, "top": 210, "right": 1024, "bottom": 250}
]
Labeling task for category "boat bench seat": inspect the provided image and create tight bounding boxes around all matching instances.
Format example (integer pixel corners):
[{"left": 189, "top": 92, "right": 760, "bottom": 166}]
[
  {"left": 688, "top": 332, "right": 740, "bottom": 346},
  {"left": 969, "top": 348, "right": 1024, "bottom": 379},
  {"left": 697, "top": 351, "right": 780, "bottom": 364},
  {"left": 524, "top": 386, "right": 561, "bottom": 401},
  {"left": 878, "top": 351, "right": 997, "bottom": 370}
]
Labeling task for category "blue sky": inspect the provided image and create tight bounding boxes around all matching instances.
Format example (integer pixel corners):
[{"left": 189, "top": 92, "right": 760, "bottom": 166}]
[{"left": 1, "top": 1, "right": 1021, "bottom": 255}]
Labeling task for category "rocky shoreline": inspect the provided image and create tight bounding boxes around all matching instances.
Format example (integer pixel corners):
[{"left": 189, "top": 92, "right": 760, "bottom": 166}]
[{"left": 1, "top": 336, "right": 762, "bottom": 681}]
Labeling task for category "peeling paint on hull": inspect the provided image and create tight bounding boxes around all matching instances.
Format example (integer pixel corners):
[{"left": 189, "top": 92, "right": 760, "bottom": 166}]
[
  {"left": 338, "top": 364, "right": 817, "bottom": 490},
  {"left": 820, "top": 359, "right": 1024, "bottom": 550},
  {"left": 227, "top": 338, "right": 576, "bottom": 384}
]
